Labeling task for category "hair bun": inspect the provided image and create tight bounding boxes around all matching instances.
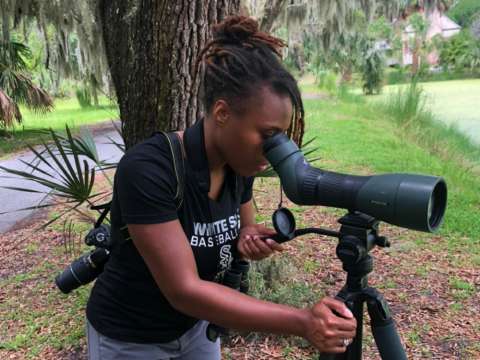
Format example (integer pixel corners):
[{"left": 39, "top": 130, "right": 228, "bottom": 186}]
[{"left": 212, "top": 16, "right": 259, "bottom": 44}]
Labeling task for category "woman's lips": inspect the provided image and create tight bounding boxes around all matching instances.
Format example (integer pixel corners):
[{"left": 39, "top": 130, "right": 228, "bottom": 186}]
[{"left": 258, "top": 163, "right": 269, "bottom": 171}]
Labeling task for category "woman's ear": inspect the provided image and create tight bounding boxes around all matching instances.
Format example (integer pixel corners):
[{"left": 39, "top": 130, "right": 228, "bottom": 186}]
[{"left": 212, "top": 99, "right": 231, "bottom": 128}]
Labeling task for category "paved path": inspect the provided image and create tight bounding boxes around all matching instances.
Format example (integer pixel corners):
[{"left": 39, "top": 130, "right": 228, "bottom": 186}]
[{"left": 0, "top": 124, "right": 124, "bottom": 234}]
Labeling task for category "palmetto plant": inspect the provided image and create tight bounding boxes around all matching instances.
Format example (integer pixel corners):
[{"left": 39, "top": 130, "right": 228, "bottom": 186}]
[
  {"left": 0, "top": 125, "right": 121, "bottom": 227},
  {"left": 0, "top": 40, "right": 53, "bottom": 129}
]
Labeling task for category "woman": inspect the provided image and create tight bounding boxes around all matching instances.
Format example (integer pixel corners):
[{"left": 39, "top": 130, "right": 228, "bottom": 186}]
[{"left": 86, "top": 16, "right": 356, "bottom": 359}]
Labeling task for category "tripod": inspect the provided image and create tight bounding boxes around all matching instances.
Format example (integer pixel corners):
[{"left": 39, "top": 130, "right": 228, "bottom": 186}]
[
  {"left": 319, "top": 212, "right": 407, "bottom": 360},
  {"left": 205, "top": 207, "right": 409, "bottom": 358}
]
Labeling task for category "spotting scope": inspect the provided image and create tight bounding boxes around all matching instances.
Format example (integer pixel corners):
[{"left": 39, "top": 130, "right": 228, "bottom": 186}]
[{"left": 263, "top": 133, "right": 447, "bottom": 232}]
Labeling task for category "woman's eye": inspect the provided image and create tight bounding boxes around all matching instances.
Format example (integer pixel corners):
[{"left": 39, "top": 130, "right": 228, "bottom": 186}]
[{"left": 262, "top": 131, "right": 275, "bottom": 139}]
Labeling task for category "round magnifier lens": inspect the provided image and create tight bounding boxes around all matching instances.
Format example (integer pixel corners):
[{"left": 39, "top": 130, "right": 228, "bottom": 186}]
[
  {"left": 428, "top": 194, "right": 434, "bottom": 220},
  {"left": 272, "top": 208, "right": 295, "bottom": 239},
  {"left": 428, "top": 180, "right": 447, "bottom": 231}
]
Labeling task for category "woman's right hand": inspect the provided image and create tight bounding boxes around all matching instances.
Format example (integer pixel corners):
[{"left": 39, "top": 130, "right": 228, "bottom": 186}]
[{"left": 303, "top": 297, "right": 357, "bottom": 353}]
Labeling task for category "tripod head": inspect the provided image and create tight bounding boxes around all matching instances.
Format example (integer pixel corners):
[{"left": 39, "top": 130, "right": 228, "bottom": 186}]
[
  {"left": 270, "top": 208, "right": 392, "bottom": 289},
  {"left": 335, "top": 212, "right": 389, "bottom": 269},
  {"left": 270, "top": 207, "right": 389, "bottom": 256}
]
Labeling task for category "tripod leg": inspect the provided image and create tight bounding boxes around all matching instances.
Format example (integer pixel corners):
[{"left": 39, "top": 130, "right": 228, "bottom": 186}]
[
  {"left": 366, "top": 292, "right": 407, "bottom": 360},
  {"left": 318, "top": 298, "right": 364, "bottom": 360}
]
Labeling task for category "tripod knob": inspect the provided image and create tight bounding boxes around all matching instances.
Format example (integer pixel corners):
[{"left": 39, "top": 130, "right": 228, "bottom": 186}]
[
  {"left": 376, "top": 236, "right": 391, "bottom": 247},
  {"left": 336, "top": 235, "right": 366, "bottom": 266}
]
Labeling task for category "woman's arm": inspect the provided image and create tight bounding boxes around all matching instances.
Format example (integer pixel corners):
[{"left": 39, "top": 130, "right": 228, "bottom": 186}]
[
  {"left": 129, "top": 220, "right": 356, "bottom": 353},
  {"left": 239, "top": 199, "right": 256, "bottom": 227}
]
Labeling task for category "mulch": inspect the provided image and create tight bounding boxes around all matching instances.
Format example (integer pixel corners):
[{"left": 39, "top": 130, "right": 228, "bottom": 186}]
[{"left": 0, "top": 177, "right": 478, "bottom": 359}]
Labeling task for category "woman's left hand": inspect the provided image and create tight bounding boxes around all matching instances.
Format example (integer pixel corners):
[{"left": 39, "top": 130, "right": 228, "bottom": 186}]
[{"left": 237, "top": 224, "right": 285, "bottom": 261}]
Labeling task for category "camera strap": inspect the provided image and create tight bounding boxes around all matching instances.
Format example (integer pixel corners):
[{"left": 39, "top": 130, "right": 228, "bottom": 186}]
[
  {"left": 91, "top": 131, "right": 186, "bottom": 242},
  {"left": 90, "top": 202, "right": 112, "bottom": 228},
  {"left": 119, "top": 131, "right": 185, "bottom": 241},
  {"left": 162, "top": 131, "right": 186, "bottom": 210}
]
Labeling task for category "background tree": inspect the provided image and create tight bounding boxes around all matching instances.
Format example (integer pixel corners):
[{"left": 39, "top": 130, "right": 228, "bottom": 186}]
[
  {"left": 1, "top": 1, "right": 246, "bottom": 149},
  {"left": 259, "top": 0, "right": 288, "bottom": 33},
  {"left": 408, "top": 12, "right": 429, "bottom": 75},
  {"left": 0, "top": 39, "right": 53, "bottom": 130},
  {"left": 447, "top": 0, "right": 480, "bottom": 27},
  {"left": 98, "top": 1, "right": 242, "bottom": 149}
]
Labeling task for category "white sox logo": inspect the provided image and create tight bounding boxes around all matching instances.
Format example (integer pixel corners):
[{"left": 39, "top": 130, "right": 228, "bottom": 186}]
[{"left": 219, "top": 245, "right": 232, "bottom": 270}]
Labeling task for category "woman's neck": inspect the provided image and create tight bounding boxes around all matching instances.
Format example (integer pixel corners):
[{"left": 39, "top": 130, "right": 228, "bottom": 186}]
[{"left": 203, "top": 117, "right": 226, "bottom": 173}]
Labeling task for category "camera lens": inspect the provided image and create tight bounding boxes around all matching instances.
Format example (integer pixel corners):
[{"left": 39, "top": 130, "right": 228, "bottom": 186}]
[{"left": 55, "top": 248, "right": 109, "bottom": 294}]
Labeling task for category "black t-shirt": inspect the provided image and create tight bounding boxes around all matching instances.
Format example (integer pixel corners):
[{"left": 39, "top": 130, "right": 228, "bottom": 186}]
[{"left": 86, "top": 119, "right": 254, "bottom": 343}]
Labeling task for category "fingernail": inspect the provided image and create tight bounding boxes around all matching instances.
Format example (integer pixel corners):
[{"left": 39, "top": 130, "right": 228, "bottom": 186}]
[{"left": 345, "top": 308, "right": 353, "bottom": 318}]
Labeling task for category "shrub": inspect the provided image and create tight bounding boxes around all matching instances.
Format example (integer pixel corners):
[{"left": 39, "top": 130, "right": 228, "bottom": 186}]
[
  {"left": 248, "top": 255, "right": 320, "bottom": 307},
  {"left": 439, "top": 30, "right": 480, "bottom": 71},
  {"left": 75, "top": 87, "right": 92, "bottom": 108},
  {"left": 361, "top": 42, "right": 385, "bottom": 95},
  {"left": 448, "top": 0, "right": 480, "bottom": 27},
  {"left": 314, "top": 69, "right": 337, "bottom": 94},
  {"left": 380, "top": 80, "right": 428, "bottom": 125}
]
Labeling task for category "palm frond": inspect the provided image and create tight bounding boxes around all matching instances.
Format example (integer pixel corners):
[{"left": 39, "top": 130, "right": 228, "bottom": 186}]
[
  {"left": 58, "top": 126, "right": 102, "bottom": 165},
  {"left": 105, "top": 120, "right": 126, "bottom": 154},
  {"left": 0, "top": 203, "right": 54, "bottom": 216},
  {"left": 39, "top": 201, "right": 88, "bottom": 229},
  {"left": 0, "top": 128, "right": 98, "bottom": 204},
  {"left": 105, "top": 134, "right": 125, "bottom": 154},
  {"left": 256, "top": 136, "right": 321, "bottom": 178},
  {"left": 0, "top": 88, "right": 21, "bottom": 126},
  {"left": 31, "top": 126, "right": 112, "bottom": 170},
  {"left": 0, "top": 40, "right": 32, "bottom": 72},
  {"left": 0, "top": 40, "right": 53, "bottom": 116},
  {"left": 4, "top": 71, "right": 54, "bottom": 112}
]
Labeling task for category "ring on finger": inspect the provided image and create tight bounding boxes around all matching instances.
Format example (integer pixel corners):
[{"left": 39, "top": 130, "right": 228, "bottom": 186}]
[{"left": 342, "top": 338, "right": 351, "bottom": 347}]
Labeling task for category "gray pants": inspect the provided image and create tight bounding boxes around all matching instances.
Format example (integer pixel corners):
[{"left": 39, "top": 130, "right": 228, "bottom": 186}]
[{"left": 87, "top": 320, "right": 221, "bottom": 360}]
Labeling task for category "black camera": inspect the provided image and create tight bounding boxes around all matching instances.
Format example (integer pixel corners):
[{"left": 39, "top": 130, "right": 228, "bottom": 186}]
[
  {"left": 55, "top": 224, "right": 112, "bottom": 294},
  {"left": 206, "top": 258, "right": 251, "bottom": 341}
]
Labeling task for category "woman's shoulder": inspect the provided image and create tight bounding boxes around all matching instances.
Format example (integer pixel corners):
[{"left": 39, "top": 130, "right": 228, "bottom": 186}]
[
  {"left": 124, "top": 132, "right": 171, "bottom": 160},
  {"left": 117, "top": 133, "right": 176, "bottom": 179}
]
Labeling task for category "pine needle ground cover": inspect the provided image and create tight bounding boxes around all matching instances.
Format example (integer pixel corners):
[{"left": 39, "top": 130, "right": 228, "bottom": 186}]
[{"left": 1, "top": 92, "right": 479, "bottom": 359}]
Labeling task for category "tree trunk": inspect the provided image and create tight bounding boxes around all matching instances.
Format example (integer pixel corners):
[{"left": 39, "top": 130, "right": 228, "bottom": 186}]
[
  {"left": 90, "top": 74, "right": 99, "bottom": 107},
  {"left": 1, "top": 1, "right": 11, "bottom": 43},
  {"left": 412, "top": 39, "right": 420, "bottom": 76},
  {"left": 99, "top": 0, "right": 241, "bottom": 150},
  {"left": 341, "top": 66, "right": 353, "bottom": 83},
  {"left": 259, "top": 0, "right": 287, "bottom": 33}
]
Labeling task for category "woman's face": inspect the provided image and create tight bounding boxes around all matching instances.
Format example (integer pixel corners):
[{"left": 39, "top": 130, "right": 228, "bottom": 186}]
[{"left": 214, "top": 86, "right": 293, "bottom": 177}]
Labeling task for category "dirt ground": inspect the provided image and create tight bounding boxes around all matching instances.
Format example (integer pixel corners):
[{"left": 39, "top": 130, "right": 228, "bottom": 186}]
[{"left": 0, "top": 178, "right": 479, "bottom": 359}]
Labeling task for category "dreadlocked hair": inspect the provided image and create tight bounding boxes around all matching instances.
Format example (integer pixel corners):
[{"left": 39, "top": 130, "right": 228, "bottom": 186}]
[{"left": 196, "top": 16, "right": 305, "bottom": 146}]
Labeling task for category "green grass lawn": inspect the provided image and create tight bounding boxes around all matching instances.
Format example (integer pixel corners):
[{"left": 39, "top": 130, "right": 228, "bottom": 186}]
[
  {"left": 372, "top": 79, "right": 480, "bottom": 145},
  {"left": 301, "top": 95, "right": 479, "bottom": 256},
  {"left": 0, "top": 96, "right": 119, "bottom": 158},
  {"left": 304, "top": 76, "right": 480, "bottom": 145}
]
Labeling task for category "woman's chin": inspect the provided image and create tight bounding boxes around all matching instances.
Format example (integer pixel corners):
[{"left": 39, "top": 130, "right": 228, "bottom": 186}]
[
  {"left": 250, "top": 165, "right": 269, "bottom": 177},
  {"left": 232, "top": 164, "right": 268, "bottom": 177}
]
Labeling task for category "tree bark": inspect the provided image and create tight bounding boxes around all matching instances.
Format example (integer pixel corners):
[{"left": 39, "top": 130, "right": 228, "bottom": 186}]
[
  {"left": 412, "top": 38, "right": 420, "bottom": 75},
  {"left": 99, "top": 0, "right": 241, "bottom": 150},
  {"left": 259, "top": 0, "right": 287, "bottom": 33},
  {"left": 1, "top": 1, "right": 11, "bottom": 43}
]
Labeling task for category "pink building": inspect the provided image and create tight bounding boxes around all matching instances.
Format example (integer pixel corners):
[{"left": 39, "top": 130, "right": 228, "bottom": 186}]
[{"left": 402, "top": 7, "right": 461, "bottom": 66}]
